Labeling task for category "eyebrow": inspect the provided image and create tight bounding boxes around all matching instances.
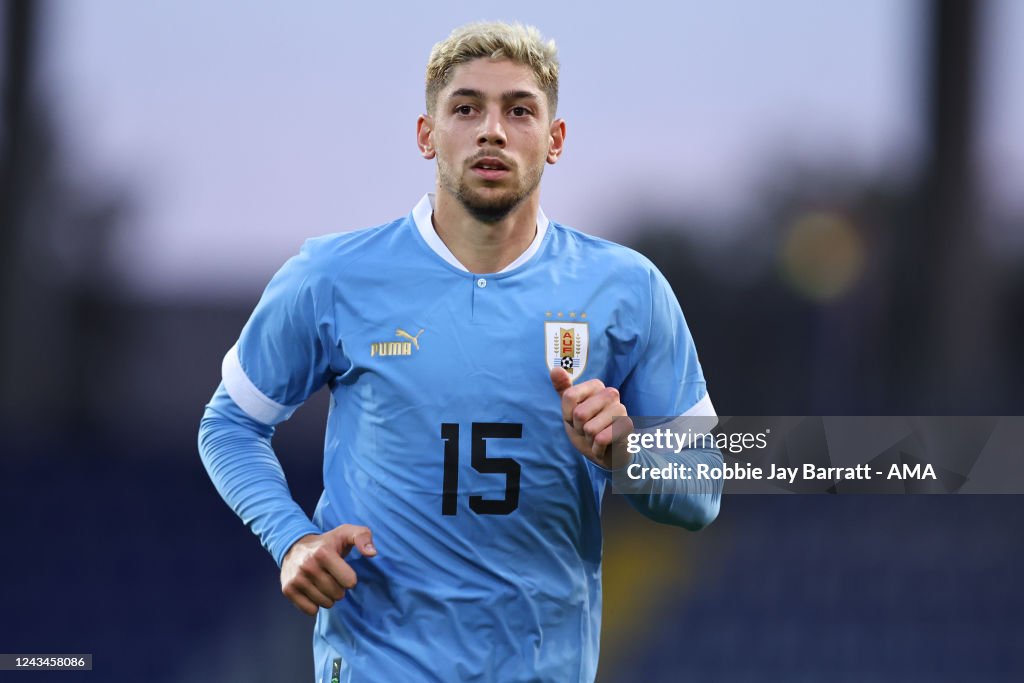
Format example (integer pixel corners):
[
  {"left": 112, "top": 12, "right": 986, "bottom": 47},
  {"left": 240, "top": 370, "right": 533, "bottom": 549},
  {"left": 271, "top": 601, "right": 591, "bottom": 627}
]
[{"left": 448, "top": 88, "right": 540, "bottom": 103}]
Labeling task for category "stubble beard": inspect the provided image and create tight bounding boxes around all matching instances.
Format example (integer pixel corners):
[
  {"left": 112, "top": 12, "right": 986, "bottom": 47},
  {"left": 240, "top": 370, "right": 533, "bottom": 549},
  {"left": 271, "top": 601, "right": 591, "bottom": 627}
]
[{"left": 438, "top": 158, "right": 544, "bottom": 224}]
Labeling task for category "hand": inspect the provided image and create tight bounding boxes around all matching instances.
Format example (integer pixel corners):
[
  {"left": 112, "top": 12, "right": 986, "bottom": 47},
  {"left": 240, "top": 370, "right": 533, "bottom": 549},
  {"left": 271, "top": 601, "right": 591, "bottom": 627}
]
[
  {"left": 549, "top": 367, "right": 634, "bottom": 469},
  {"left": 280, "top": 524, "right": 377, "bottom": 616}
]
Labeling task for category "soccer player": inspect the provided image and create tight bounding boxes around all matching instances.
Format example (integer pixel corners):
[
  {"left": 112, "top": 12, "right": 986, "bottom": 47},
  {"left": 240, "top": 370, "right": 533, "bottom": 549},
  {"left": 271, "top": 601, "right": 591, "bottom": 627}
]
[{"left": 198, "top": 21, "right": 723, "bottom": 683}]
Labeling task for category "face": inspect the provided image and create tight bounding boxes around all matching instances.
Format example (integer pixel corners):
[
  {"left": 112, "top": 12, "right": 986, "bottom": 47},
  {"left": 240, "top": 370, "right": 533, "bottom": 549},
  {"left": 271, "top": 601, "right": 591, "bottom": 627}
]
[{"left": 418, "top": 58, "right": 565, "bottom": 223}]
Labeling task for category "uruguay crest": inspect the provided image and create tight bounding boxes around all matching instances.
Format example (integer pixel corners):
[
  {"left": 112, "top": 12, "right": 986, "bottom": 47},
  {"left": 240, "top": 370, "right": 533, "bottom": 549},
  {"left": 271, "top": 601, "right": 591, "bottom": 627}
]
[{"left": 545, "top": 321, "right": 589, "bottom": 376}]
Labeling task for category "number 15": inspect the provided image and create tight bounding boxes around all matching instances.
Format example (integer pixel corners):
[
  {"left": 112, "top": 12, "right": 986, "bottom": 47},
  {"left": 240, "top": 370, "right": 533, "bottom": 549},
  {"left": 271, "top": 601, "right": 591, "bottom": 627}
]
[{"left": 440, "top": 422, "right": 522, "bottom": 516}]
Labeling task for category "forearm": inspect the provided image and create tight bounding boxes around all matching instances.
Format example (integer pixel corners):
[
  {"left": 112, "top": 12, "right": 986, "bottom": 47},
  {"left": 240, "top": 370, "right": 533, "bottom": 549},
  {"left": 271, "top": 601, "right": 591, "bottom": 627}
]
[
  {"left": 197, "top": 391, "right": 320, "bottom": 566},
  {"left": 595, "top": 446, "right": 723, "bottom": 530}
]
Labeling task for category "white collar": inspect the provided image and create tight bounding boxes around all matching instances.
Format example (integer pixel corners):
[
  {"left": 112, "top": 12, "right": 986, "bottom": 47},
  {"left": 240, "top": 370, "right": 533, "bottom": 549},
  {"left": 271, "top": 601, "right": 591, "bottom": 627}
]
[{"left": 411, "top": 193, "right": 549, "bottom": 273}]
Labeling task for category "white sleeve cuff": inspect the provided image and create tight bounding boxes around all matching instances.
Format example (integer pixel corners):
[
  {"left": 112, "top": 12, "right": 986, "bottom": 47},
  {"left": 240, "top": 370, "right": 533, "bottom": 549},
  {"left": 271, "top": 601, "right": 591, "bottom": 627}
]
[
  {"left": 221, "top": 343, "right": 298, "bottom": 425},
  {"left": 682, "top": 392, "right": 716, "bottom": 417}
]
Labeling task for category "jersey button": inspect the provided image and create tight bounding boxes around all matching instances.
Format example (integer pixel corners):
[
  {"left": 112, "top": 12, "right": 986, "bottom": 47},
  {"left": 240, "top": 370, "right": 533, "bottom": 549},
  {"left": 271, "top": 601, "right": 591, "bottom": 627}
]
[{"left": 476, "top": 278, "right": 487, "bottom": 288}]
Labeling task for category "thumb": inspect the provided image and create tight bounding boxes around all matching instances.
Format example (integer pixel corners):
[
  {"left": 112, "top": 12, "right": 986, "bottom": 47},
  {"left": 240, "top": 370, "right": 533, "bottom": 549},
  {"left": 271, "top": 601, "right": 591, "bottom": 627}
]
[
  {"left": 330, "top": 524, "right": 377, "bottom": 557},
  {"left": 549, "top": 367, "right": 573, "bottom": 396}
]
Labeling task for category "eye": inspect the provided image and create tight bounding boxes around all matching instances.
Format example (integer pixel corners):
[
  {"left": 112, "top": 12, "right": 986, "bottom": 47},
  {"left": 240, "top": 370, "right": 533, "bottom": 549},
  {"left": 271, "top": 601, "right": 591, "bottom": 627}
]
[
  {"left": 455, "top": 105, "right": 475, "bottom": 116},
  {"left": 510, "top": 106, "right": 531, "bottom": 117}
]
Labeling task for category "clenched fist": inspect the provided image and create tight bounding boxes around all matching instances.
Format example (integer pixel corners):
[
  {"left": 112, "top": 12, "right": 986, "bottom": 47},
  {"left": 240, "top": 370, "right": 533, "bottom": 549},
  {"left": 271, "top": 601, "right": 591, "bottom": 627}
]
[
  {"left": 550, "top": 367, "right": 634, "bottom": 469},
  {"left": 280, "top": 524, "right": 377, "bottom": 616}
]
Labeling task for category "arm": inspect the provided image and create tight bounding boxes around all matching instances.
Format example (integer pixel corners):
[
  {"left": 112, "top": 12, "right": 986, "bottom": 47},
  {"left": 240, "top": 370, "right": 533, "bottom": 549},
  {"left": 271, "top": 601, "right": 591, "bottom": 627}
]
[
  {"left": 198, "top": 383, "right": 320, "bottom": 567},
  {"left": 197, "top": 244, "right": 375, "bottom": 615},
  {"left": 596, "top": 443, "right": 721, "bottom": 531},
  {"left": 550, "top": 258, "right": 723, "bottom": 530},
  {"left": 200, "top": 376, "right": 378, "bottom": 616},
  {"left": 550, "top": 369, "right": 722, "bottom": 530}
]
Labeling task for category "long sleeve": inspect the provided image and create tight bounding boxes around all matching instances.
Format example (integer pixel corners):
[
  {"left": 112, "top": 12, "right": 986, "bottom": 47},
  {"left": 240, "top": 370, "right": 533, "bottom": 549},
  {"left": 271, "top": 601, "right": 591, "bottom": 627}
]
[
  {"left": 198, "top": 240, "right": 346, "bottom": 566},
  {"left": 588, "top": 444, "right": 723, "bottom": 530},
  {"left": 198, "top": 383, "right": 321, "bottom": 566},
  {"left": 605, "top": 257, "right": 722, "bottom": 530}
]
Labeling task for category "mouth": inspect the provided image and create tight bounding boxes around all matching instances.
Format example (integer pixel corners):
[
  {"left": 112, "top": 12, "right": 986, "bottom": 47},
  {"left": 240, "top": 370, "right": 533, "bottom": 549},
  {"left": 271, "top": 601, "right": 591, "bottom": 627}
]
[{"left": 470, "top": 156, "right": 511, "bottom": 181}]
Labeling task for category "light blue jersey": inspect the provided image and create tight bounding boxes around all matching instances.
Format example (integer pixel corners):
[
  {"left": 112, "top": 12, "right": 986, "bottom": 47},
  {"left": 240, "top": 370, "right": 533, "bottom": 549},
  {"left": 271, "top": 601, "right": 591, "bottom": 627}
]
[{"left": 199, "top": 194, "right": 721, "bottom": 683}]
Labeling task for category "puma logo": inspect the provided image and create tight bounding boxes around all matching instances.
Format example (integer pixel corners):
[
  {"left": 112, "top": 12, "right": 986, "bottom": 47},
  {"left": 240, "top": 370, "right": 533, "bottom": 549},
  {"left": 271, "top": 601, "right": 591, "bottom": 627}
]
[
  {"left": 395, "top": 328, "right": 424, "bottom": 350},
  {"left": 370, "top": 328, "right": 425, "bottom": 357}
]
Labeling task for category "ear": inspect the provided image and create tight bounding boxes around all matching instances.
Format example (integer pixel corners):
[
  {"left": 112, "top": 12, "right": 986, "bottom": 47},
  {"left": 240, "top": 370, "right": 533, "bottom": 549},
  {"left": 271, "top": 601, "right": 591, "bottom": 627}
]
[
  {"left": 417, "top": 114, "right": 436, "bottom": 159},
  {"left": 547, "top": 118, "right": 566, "bottom": 164}
]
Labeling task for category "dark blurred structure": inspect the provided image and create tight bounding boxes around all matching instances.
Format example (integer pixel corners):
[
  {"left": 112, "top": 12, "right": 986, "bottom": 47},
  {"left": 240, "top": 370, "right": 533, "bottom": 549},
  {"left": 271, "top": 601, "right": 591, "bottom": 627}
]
[
  {"left": 1, "top": 1, "right": 1021, "bottom": 681},
  {"left": 1, "top": 0, "right": 128, "bottom": 438},
  {"left": 600, "top": 495, "right": 1024, "bottom": 681},
  {"left": 633, "top": 0, "right": 1022, "bottom": 417}
]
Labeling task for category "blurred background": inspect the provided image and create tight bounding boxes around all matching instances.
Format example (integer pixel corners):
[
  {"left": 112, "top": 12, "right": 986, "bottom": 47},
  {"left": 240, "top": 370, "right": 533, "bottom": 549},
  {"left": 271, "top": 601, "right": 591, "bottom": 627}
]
[{"left": 1, "top": 0, "right": 1022, "bottom": 680}]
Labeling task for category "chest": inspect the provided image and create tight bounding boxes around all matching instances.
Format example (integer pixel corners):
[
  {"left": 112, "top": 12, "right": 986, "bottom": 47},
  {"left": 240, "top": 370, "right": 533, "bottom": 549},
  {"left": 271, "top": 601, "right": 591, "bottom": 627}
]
[{"left": 334, "top": 272, "right": 631, "bottom": 398}]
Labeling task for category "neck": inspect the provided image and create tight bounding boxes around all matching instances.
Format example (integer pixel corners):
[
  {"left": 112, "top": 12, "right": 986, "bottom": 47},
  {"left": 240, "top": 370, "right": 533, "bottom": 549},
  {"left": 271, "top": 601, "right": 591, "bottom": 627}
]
[{"left": 431, "top": 188, "right": 540, "bottom": 274}]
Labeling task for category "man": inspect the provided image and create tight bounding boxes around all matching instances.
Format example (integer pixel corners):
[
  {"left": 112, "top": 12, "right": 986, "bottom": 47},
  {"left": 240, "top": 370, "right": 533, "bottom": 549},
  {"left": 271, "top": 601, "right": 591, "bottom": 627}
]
[{"left": 199, "top": 21, "right": 723, "bottom": 683}]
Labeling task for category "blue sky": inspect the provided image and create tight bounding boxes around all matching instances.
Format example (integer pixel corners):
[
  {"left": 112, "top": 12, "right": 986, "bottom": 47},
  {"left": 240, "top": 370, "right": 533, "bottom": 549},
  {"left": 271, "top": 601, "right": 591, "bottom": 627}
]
[{"left": 43, "top": 0, "right": 1022, "bottom": 297}]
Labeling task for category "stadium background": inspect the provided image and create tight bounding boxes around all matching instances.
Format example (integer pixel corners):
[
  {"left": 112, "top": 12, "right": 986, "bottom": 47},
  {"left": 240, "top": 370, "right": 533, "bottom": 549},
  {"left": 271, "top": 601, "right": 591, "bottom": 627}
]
[{"left": 1, "top": 1, "right": 1022, "bottom": 680}]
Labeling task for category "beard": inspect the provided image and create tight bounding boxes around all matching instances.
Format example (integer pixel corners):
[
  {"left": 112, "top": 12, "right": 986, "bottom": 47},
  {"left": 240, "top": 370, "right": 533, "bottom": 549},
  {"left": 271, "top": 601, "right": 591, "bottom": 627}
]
[{"left": 437, "top": 156, "right": 544, "bottom": 224}]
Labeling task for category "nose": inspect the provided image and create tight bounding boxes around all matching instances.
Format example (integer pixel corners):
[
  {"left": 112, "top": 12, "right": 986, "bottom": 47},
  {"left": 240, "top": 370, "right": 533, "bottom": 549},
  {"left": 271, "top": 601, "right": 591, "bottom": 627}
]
[{"left": 477, "top": 108, "right": 506, "bottom": 147}]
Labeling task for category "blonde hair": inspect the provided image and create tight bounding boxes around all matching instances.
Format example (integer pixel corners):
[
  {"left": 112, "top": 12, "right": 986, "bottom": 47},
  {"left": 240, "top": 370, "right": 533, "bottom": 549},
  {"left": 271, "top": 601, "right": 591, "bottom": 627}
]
[{"left": 425, "top": 22, "right": 559, "bottom": 116}]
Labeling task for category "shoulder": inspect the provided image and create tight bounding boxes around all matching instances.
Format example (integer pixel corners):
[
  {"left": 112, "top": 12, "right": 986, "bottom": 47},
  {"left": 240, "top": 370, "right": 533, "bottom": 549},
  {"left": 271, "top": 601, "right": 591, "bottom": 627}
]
[
  {"left": 546, "top": 221, "right": 665, "bottom": 285},
  {"left": 255, "top": 216, "right": 415, "bottom": 308},
  {"left": 295, "top": 216, "right": 412, "bottom": 272},
  {"left": 266, "top": 215, "right": 417, "bottom": 291}
]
